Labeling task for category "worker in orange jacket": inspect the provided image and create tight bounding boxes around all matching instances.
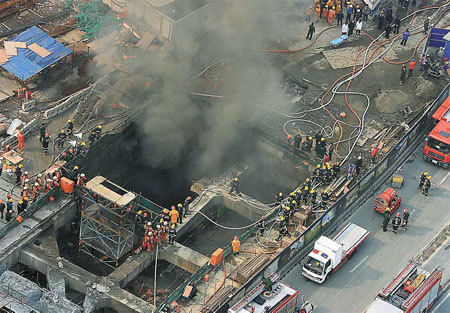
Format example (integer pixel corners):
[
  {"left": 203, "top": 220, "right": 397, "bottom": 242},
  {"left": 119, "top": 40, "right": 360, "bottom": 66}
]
[
  {"left": 170, "top": 207, "right": 179, "bottom": 225},
  {"left": 232, "top": 236, "right": 240, "bottom": 255},
  {"left": 314, "top": 4, "right": 321, "bottom": 22},
  {"left": 17, "top": 130, "right": 24, "bottom": 152},
  {"left": 328, "top": 7, "right": 336, "bottom": 25},
  {"left": 408, "top": 59, "right": 416, "bottom": 77},
  {"left": 322, "top": 5, "right": 329, "bottom": 20},
  {"left": 327, "top": 0, "right": 334, "bottom": 8}
]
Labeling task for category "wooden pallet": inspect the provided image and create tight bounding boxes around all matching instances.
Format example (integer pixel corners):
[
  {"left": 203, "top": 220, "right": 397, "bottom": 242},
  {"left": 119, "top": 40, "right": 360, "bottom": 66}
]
[{"left": 229, "top": 254, "right": 270, "bottom": 284}]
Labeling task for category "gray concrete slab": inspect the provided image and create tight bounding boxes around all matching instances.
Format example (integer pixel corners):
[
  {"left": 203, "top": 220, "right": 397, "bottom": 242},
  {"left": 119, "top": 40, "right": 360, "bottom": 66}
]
[{"left": 282, "top": 143, "right": 450, "bottom": 313}]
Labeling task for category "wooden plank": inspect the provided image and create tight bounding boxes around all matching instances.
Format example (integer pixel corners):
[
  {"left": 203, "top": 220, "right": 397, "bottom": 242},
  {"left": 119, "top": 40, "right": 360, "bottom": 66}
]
[
  {"left": 11, "top": 41, "right": 26, "bottom": 48},
  {"left": 0, "top": 48, "right": 9, "bottom": 64},
  {"left": 28, "top": 43, "right": 51, "bottom": 58},
  {"left": 4, "top": 41, "right": 17, "bottom": 56},
  {"left": 2, "top": 150, "right": 23, "bottom": 164}
]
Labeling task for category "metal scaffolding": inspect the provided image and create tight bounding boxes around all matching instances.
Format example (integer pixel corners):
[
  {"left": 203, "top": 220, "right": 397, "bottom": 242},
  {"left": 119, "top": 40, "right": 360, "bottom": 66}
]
[{"left": 79, "top": 176, "right": 138, "bottom": 268}]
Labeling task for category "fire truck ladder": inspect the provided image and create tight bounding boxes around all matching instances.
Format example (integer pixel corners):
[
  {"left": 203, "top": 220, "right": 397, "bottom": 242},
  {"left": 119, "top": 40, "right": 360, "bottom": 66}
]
[
  {"left": 402, "top": 268, "right": 443, "bottom": 310},
  {"left": 379, "top": 261, "right": 417, "bottom": 299}
]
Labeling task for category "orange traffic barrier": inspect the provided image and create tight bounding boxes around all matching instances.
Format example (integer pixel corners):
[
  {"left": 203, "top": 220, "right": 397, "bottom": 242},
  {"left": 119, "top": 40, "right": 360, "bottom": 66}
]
[
  {"left": 16, "top": 216, "right": 23, "bottom": 223},
  {"left": 61, "top": 177, "right": 74, "bottom": 194}
]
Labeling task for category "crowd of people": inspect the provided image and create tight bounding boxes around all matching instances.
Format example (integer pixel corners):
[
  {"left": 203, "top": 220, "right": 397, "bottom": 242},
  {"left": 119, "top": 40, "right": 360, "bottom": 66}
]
[{"left": 136, "top": 196, "right": 193, "bottom": 254}]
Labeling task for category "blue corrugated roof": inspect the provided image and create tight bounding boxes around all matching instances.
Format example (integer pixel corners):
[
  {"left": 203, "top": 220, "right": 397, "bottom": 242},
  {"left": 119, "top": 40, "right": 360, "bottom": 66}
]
[{"left": 1, "top": 26, "right": 73, "bottom": 81}]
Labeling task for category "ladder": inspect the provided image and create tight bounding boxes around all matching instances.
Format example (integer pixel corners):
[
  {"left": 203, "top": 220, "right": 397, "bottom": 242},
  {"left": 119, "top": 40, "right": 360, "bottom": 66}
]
[{"left": 380, "top": 261, "right": 417, "bottom": 299}]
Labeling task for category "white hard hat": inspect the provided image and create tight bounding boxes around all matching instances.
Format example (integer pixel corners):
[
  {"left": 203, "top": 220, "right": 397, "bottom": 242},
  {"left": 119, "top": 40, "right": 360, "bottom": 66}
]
[
  {"left": 34, "top": 182, "right": 39, "bottom": 186},
  {"left": 37, "top": 174, "right": 42, "bottom": 178},
  {"left": 157, "top": 225, "right": 161, "bottom": 229},
  {"left": 147, "top": 222, "right": 151, "bottom": 226},
  {"left": 164, "top": 221, "right": 168, "bottom": 226},
  {"left": 24, "top": 179, "right": 29, "bottom": 183},
  {"left": 53, "top": 176, "right": 58, "bottom": 180},
  {"left": 47, "top": 179, "right": 52, "bottom": 182},
  {"left": 81, "top": 173, "right": 85, "bottom": 177},
  {"left": 24, "top": 186, "right": 28, "bottom": 190},
  {"left": 24, "top": 171, "right": 29, "bottom": 175}
]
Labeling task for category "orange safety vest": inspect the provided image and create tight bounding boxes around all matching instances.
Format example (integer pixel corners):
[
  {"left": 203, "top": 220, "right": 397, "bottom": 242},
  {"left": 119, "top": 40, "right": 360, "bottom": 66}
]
[
  {"left": 170, "top": 210, "right": 179, "bottom": 224},
  {"left": 232, "top": 239, "right": 240, "bottom": 252},
  {"left": 409, "top": 61, "right": 416, "bottom": 69}
]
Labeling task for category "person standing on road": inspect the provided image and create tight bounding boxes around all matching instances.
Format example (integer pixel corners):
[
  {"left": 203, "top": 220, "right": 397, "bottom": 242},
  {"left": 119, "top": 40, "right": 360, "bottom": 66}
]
[
  {"left": 0, "top": 200, "right": 5, "bottom": 219},
  {"left": 385, "top": 22, "right": 392, "bottom": 39},
  {"left": 400, "top": 28, "right": 410, "bottom": 46},
  {"left": 362, "top": 4, "right": 369, "bottom": 22},
  {"left": 328, "top": 7, "right": 336, "bottom": 25},
  {"left": 382, "top": 208, "right": 391, "bottom": 232},
  {"left": 342, "top": 21, "right": 349, "bottom": 35},
  {"left": 422, "top": 175, "right": 431, "bottom": 196},
  {"left": 315, "top": 4, "right": 321, "bottom": 22},
  {"left": 377, "top": 11, "right": 385, "bottom": 30},
  {"left": 408, "top": 59, "right": 416, "bottom": 77},
  {"left": 348, "top": 19, "right": 355, "bottom": 36},
  {"left": 393, "top": 16, "right": 401, "bottom": 34},
  {"left": 402, "top": 209, "right": 410, "bottom": 230},
  {"left": 306, "top": 4, "right": 313, "bottom": 22},
  {"left": 346, "top": 5, "right": 353, "bottom": 23},
  {"left": 307, "top": 23, "right": 316, "bottom": 40},
  {"left": 424, "top": 17, "right": 430, "bottom": 34},
  {"left": 418, "top": 171, "right": 428, "bottom": 190},
  {"left": 337, "top": 10, "right": 344, "bottom": 26},
  {"left": 392, "top": 212, "right": 402, "bottom": 234},
  {"left": 400, "top": 64, "right": 407, "bottom": 85},
  {"left": 39, "top": 122, "right": 46, "bottom": 142},
  {"left": 355, "top": 19, "right": 362, "bottom": 37}
]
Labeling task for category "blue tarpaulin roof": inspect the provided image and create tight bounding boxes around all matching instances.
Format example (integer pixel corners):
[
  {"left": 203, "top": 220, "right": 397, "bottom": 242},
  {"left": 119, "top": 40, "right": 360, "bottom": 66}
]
[{"left": 1, "top": 26, "right": 72, "bottom": 81}]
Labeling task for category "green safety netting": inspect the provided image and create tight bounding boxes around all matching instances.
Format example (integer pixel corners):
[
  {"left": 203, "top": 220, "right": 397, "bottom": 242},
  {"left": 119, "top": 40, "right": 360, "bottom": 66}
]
[{"left": 75, "top": 0, "right": 117, "bottom": 39}]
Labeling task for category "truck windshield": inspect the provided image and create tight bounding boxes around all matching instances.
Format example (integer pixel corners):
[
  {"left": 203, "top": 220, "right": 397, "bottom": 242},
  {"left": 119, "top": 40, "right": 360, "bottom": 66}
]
[
  {"left": 304, "top": 256, "right": 324, "bottom": 275},
  {"left": 428, "top": 137, "right": 450, "bottom": 154}
]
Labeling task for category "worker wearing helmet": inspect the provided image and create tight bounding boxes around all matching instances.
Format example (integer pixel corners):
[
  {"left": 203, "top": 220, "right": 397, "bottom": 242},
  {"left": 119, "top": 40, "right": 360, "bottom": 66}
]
[
  {"left": 177, "top": 203, "right": 184, "bottom": 224},
  {"left": 276, "top": 192, "right": 284, "bottom": 205},
  {"left": 321, "top": 190, "right": 330, "bottom": 208},
  {"left": 422, "top": 176, "right": 432, "bottom": 196},
  {"left": 304, "top": 136, "right": 313, "bottom": 152},
  {"left": 168, "top": 224, "right": 177, "bottom": 245},
  {"left": 183, "top": 196, "right": 192, "bottom": 217},
  {"left": 305, "top": 178, "right": 311, "bottom": 189},
  {"left": 42, "top": 133, "right": 51, "bottom": 154},
  {"left": 57, "top": 129, "right": 67, "bottom": 148},
  {"left": 277, "top": 216, "right": 288, "bottom": 241},
  {"left": 284, "top": 206, "right": 291, "bottom": 223},
  {"left": 382, "top": 208, "right": 391, "bottom": 232},
  {"left": 0, "top": 200, "right": 4, "bottom": 219},
  {"left": 303, "top": 186, "right": 310, "bottom": 203},
  {"left": 402, "top": 209, "right": 410, "bottom": 230},
  {"left": 310, "top": 189, "right": 317, "bottom": 206},
  {"left": 418, "top": 171, "right": 429, "bottom": 191},
  {"left": 94, "top": 125, "right": 102, "bottom": 140},
  {"left": 67, "top": 119, "right": 74, "bottom": 136},
  {"left": 258, "top": 216, "right": 266, "bottom": 236},
  {"left": 15, "top": 164, "right": 23, "bottom": 183},
  {"left": 169, "top": 207, "right": 179, "bottom": 225},
  {"left": 229, "top": 177, "right": 240, "bottom": 195},
  {"left": 392, "top": 212, "right": 402, "bottom": 234},
  {"left": 332, "top": 162, "right": 341, "bottom": 177},
  {"left": 232, "top": 236, "right": 240, "bottom": 255},
  {"left": 17, "top": 200, "right": 25, "bottom": 215}
]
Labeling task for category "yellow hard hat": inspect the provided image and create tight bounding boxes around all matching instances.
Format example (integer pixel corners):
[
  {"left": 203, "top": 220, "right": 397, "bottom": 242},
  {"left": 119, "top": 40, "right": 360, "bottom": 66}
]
[
  {"left": 19, "top": 164, "right": 23, "bottom": 168},
  {"left": 61, "top": 129, "right": 65, "bottom": 133},
  {"left": 68, "top": 119, "right": 72, "bottom": 123},
  {"left": 292, "top": 200, "right": 296, "bottom": 204},
  {"left": 385, "top": 207, "right": 391, "bottom": 211},
  {"left": 322, "top": 165, "right": 326, "bottom": 169},
  {"left": 178, "top": 203, "right": 182, "bottom": 207},
  {"left": 317, "top": 164, "right": 321, "bottom": 168},
  {"left": 286, "top": 206, "right": 290, "bottom": 211},
  {"left": 171, "top": 224, "right": 176, "bottom": 229},
  {"left": 427, "top": 176, "right": 432, "bottom": 179},
  {"left": 234, "top": 177, "right": 238, "bottom": 181},
  {"left": 424, "top": 172, "right": 428, "bottom": 175},
  {"left": 309, "top": 136, "right": 312, "bottom": 140},
  {"left": 306, "top": 178, "right": 310, "bottom": 182},
  {"left": 321, "top": 137, "right": 325, "bottom": 141},
  {"left": 280, "top": 216, "right": 285, "bottom": 221},
  {"left": 98, "top": 125, "right": 102, "bottom": 129},
  {"left": 324, "top": 189, "right": 328, "bottom": 193},
  {"left": 305, "top": 186, "right": 309, "bottom": 190},
  {"left": 160, "top": 218, "right": 164, "bottom": 223},
  {"left": 81, "top": 142, "right": 86, "bottom": 146},
  {"left": 290, "top": 192, "right": 295, "bottom": 196},
  {"left": 24, "top": 197, "right": 28, "bottom": 200},
  {"left": 74, "top": 166, "right": 79, "bottom": 170},
  {"left": 279, "top": 192, "right": 283, "bottom": 196},
  {"left": 138, "top": 210, "right": 142, "bottom": 214},
  {"left": 19, "top": 200, "right": 23, "bottom": 204}
]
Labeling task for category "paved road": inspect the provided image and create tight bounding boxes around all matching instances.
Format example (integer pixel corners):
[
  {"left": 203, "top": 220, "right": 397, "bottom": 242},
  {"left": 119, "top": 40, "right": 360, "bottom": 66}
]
[
  {"left": 282, "top": 143, "right": 450, "bottom": 313},
  {"left": 431, "top": 290, "right": 450, "bottom": 313}
]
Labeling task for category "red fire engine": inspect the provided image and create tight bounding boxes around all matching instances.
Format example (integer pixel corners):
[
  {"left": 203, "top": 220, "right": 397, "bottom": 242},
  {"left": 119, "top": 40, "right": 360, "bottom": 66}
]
[{"left": 423, "top": 96, "right": 450, "bottom": 168}]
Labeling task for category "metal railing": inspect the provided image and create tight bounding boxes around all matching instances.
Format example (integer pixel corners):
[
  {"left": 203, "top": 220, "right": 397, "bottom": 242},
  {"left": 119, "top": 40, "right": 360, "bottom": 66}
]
[{"left": 414, "top": 224, "right": 450, "bottom": 265}]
